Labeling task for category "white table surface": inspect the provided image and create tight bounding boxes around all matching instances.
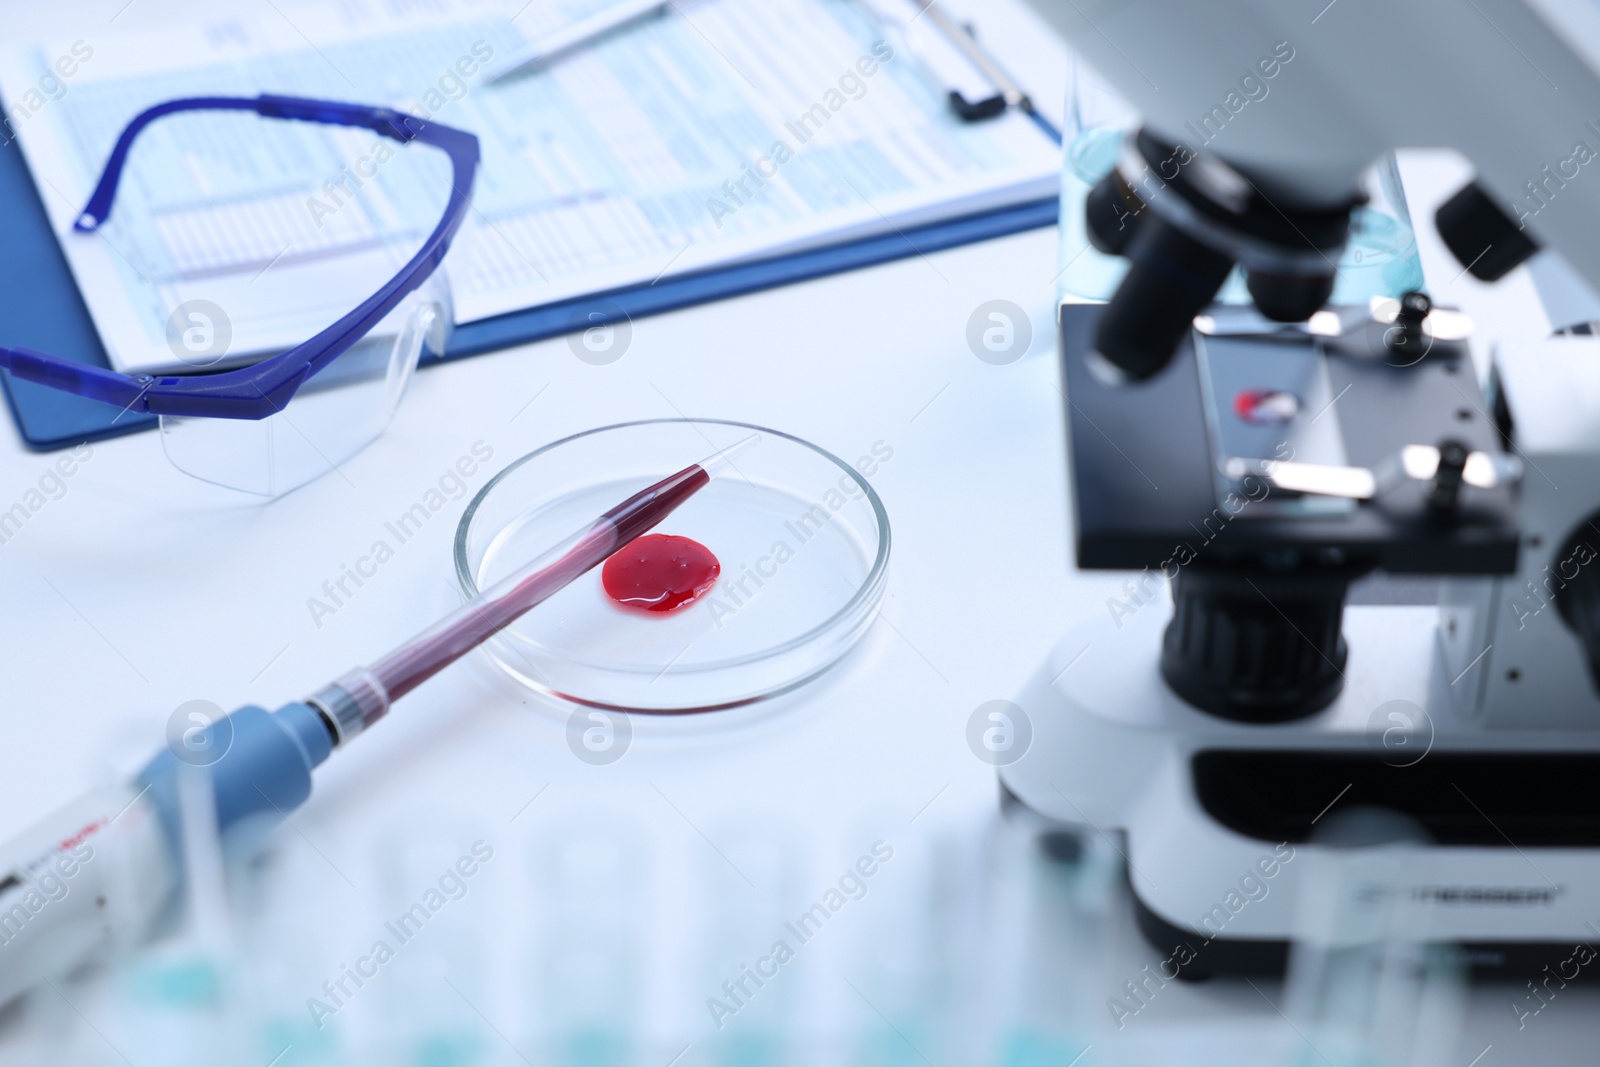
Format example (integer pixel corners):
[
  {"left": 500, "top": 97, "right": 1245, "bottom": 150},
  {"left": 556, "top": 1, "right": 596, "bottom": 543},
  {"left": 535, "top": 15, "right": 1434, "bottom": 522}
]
[{"left": 0, "top": 1, "right": 1595, "bottom": 1063}]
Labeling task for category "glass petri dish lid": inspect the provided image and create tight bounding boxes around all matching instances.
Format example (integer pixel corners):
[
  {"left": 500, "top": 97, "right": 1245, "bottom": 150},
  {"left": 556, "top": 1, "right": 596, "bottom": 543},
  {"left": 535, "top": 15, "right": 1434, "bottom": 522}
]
[{"left": 454, "top": 419, "right": 890, "bottom": 712}]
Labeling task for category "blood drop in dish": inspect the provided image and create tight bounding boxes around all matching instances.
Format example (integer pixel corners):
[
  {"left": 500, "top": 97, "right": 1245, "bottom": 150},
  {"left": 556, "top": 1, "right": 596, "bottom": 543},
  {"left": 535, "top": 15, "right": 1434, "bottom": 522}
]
[{"left": 601, "top": 533, "right": 721, "bottom": 613}]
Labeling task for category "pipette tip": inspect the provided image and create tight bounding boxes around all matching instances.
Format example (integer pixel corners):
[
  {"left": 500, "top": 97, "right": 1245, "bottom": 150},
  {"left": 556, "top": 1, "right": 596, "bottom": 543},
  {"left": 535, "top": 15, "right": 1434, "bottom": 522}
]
[{"left": 700, "top": 433, "right": 762, "bottom": 478}]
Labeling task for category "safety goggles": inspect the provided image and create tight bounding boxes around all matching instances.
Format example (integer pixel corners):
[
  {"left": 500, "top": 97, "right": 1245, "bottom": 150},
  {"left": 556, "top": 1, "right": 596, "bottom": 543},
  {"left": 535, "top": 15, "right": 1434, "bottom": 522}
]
[{"left": 0, "top": 95, "right": 479, "bottom": 496}]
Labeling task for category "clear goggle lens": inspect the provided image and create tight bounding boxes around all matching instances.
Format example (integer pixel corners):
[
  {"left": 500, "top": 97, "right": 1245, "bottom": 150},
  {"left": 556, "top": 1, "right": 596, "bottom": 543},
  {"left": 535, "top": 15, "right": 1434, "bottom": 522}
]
[{"left": 159, "top": 275, "right": 452, "bottom": 497}]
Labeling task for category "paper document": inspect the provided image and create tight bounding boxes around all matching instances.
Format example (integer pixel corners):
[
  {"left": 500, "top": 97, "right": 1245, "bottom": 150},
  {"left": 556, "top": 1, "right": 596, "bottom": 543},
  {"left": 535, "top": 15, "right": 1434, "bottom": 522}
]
[{"left": 0, "top": 0, "right": 1060, "bottom": 373}]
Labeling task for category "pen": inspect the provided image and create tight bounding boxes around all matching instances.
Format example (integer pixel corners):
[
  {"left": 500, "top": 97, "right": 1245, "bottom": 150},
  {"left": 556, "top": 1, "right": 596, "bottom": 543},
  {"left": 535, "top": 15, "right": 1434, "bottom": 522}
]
[{"left": 487, "top": 0, "right": 674, "bottom": 83}]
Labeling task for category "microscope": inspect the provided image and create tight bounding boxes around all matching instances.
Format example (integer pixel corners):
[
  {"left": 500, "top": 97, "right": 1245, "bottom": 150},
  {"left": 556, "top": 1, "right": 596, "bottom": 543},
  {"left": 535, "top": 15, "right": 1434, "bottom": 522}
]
[{"left": 1005, "top": 0, "right": 1600, "bottom": 975}]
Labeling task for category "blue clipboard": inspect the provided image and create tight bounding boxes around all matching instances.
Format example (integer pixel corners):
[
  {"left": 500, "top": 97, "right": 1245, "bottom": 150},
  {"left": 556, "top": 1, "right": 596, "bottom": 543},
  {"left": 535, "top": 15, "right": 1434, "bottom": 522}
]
[{"left": 0, "top": 113, "right": 1060, "bottom": 451}]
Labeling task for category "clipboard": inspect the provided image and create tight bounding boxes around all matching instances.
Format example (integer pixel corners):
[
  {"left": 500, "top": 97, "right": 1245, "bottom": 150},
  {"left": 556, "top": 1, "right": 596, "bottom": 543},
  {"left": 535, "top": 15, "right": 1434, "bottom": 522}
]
[{"left": 0, "top": 110, "right": 1060, "bottom": 452}]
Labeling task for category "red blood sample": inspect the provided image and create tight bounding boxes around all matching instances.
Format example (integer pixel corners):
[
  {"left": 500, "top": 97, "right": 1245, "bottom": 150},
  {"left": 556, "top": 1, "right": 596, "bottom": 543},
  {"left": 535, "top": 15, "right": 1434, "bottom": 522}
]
[
  {"left": 601, "top": 533, "right": 721, "bottom": 613},
  {"left": 1233, "top": 388, "right": 1300, "bottom": 425}
]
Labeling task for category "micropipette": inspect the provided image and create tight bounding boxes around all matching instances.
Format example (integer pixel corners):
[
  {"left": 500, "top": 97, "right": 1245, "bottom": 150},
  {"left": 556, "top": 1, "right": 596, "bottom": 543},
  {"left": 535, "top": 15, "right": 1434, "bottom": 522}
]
[{"left": 0, "top": 434, "right": 758, "bottom": 1006}]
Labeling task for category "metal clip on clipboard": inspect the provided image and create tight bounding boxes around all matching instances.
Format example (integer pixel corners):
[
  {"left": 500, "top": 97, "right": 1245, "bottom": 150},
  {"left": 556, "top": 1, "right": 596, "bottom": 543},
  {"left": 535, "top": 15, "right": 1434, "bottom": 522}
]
[{"left": 908, "top": 2, "right": 1037, "bottom": 122}]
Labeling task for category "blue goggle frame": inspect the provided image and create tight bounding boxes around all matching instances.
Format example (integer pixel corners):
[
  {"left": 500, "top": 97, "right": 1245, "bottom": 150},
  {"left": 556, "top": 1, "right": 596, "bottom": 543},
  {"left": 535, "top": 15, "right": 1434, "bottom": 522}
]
[{"left": 0, "top": 94, "right": 479, "bottom": 420}]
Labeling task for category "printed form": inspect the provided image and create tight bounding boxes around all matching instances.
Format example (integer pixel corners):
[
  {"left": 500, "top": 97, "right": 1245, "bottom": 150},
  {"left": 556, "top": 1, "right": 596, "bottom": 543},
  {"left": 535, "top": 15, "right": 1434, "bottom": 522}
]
[{"left": 0, "top": 0, "right": 1060, "bottom": 372}]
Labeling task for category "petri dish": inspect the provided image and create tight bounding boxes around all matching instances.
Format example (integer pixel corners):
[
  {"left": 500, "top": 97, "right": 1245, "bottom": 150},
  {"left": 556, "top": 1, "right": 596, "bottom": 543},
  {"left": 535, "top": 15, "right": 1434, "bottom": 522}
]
[{"left": 454, "top": 419, "right": 890, "bottom": 712}]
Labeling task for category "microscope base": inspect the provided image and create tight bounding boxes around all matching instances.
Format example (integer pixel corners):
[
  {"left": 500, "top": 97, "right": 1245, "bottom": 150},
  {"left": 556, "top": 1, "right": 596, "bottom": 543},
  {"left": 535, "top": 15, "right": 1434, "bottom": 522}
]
[{"left": 999, "top": 603, "right": 1600, "bottom": 977}]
